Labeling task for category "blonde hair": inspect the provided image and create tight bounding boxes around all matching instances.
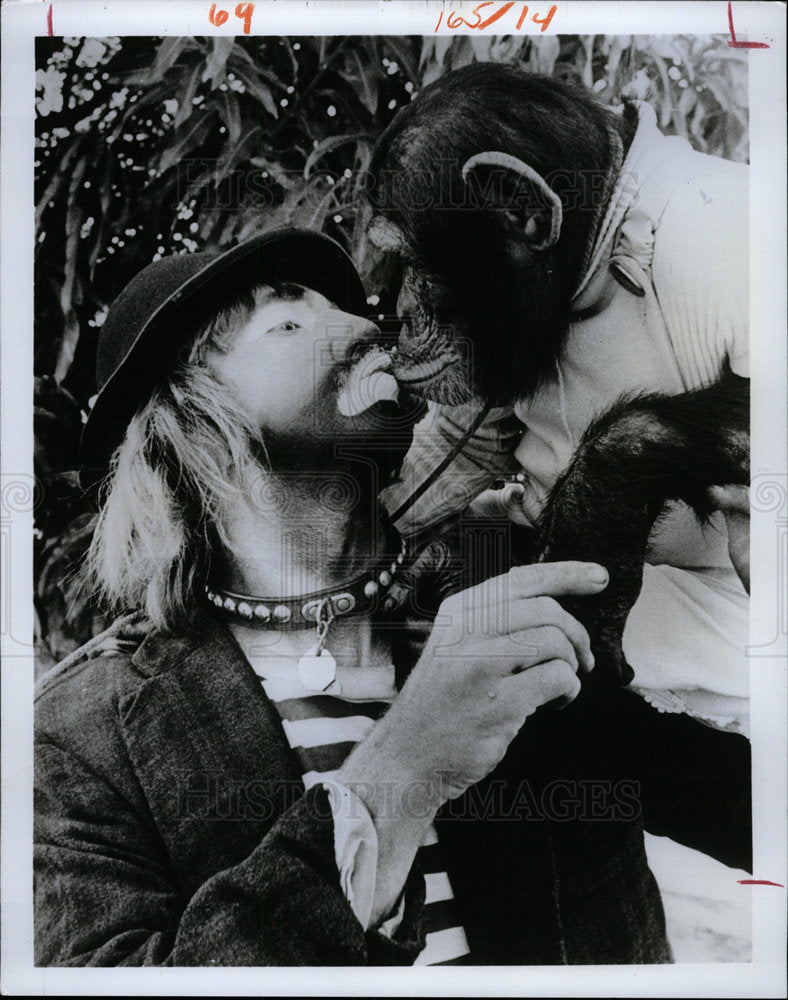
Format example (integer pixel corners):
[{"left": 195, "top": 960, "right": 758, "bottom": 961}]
[{"left": 84, "top": 285, "right": 276, "bottom": 631}]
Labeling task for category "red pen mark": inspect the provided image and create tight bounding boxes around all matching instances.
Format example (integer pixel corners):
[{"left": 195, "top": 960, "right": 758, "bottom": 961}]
[
  {"left": 208, "top": 3, "right": 229, "bottom": 27},
  {"left": 531, "top": 3, "right": 556, "bottom": 32},
  {"left": 235, "top": 2, "right": 254, "bottom": 35},
  {"left": 434, "top": 2, "right": 556, "bottom": 33},
  {"left": 738, "top": 879, "right": 784, "bottom": 887},
  {"left": 477, "top": 1, "right": 515, "bottom": 30},
  {"left": 46, "top": 3, "right": 53, "bottom": 36},
  {"left": 208, "top": 2, "right": 254, "bottom": 33},
  {"left": 728, "top": 2, "right": 769, "bottom": 49}
]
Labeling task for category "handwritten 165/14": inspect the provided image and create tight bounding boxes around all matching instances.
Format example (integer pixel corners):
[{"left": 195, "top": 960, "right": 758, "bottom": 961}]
[{"left": 436, "top": 3, "right": 557, "bottom": 33}]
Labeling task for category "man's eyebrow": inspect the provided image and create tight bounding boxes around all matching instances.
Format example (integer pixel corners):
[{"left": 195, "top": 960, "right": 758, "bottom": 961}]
[{"left": 255, "top": 282, "right": 310, "bottom": 306}]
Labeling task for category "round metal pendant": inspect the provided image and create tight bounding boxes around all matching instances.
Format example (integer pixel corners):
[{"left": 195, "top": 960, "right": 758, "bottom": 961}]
[{"left": 297, "top": 647, "right": 337, "bottom": 691}]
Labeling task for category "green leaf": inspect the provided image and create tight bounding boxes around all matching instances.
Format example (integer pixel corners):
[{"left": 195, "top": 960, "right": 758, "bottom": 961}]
[
  {"left": 531, "top": 35, "right": 560, "bottom": 76},
  {"left": 88, "top": 154, "right": 114, "bottom": 266},
  {"left": 418, "top": 37, "right": 438, "bottom": 69},
  {"left": 228, "top": 43, "right": 287, "bottom": 92},
  {"left": 277, "top": 37, "right": 300, "bottom": 81},
  {"left": 304, "top": 133, "right": 373, "bottom": 177},
  {"left": 704, "top": 76, "right": 747, "bottom": 130},
  {"left": 151, "top": 38, "right": 190, "bottom": 83},
  {"left": 54, "top": 155, "right": 88, "bottom": 383},
  {"left": 157, "top": 110, "right": 215, "bottom": 175},
  {"left": 219, "top": 90, "right": 242, "bottom": 145},
  {"left": 449, "top": 37, "right": 474, "bottom": 71},
  {"left": 678, "top": 85, "right": 697, "bottom": 117},
  {"left": 214, "top": 124, "right": 261, "bottom": 185},
  {"left": 250, "top": 155, "right": 301, "bottom": 191},
  {"left": 110, "top": 80, "right": 172, "bottom": 140},
  {"left": 382, "top": 36, "right": 420, "bottom": 84},
  {"left": 470, "top": 37, "right": 492, "bottom": 62},
  {"left": 231, "top": 61, "right": 279, "bottom": 118},
  {"left": 299, "top": 183, "right": 338, "bottom": 230},
  {"left": 35, "top": 143, "right": 79, "bottom": 230},
  {"left": 173, "top": 63, "right": 203, "bottom": 128},
  {"left": 202, "top": 37, "right": 235, "bottom": 89},
  {"left": 349, "top": 50, "right": 379, "bottom": 116},
  {"left": 257, "top": 83, "right": 280, "bottom": 120}
]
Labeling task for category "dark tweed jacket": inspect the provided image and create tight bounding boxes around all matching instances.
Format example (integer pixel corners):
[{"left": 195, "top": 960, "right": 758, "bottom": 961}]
[{"left": 34, "top": 615, "right": 751, "bottom": 966}]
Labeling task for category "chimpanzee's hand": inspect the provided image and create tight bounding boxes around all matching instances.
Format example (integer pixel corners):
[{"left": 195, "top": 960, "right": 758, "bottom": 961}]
[
  {"left": 385, "top": 533, "right": 466, "bottom": 614},
  {"left": 708, "top": 484, "right": 750, "bottom": 594},
  {"left": 469, "top": 482, "right": 533, "bottom": 525}
]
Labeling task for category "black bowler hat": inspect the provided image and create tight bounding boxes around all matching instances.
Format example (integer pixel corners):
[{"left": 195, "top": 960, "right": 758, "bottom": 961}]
[{"left": 79, "top": 227, "right": 369, "bottom": 489}]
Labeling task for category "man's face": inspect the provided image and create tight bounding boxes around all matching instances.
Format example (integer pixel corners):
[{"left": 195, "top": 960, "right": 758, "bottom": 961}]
[{"left": 208, "top": 284, "right": 419, "bottom": 460}]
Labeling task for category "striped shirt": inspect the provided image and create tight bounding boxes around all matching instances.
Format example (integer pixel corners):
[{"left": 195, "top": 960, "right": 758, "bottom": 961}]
[{"left": 253, "top": 669, "right": 471, "bottom": 965}]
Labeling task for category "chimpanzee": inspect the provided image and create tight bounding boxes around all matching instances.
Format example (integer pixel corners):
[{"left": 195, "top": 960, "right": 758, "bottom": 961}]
[
  {"left": 370, "top": 64, "right": 750, "bottom": 707},
  {"left": 532, "top": 376, "right": 748, "bottom": 685}
]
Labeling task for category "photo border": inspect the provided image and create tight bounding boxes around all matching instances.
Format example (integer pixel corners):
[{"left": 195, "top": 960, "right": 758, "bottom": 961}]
[{"left": 2, "top": 2, "right": 785, "bottom": 995}]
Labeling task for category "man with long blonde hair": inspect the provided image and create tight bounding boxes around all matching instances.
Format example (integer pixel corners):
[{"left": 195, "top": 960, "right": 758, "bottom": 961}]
[{"left": 35, "top": 229, "right": 746, "bottom": 966}]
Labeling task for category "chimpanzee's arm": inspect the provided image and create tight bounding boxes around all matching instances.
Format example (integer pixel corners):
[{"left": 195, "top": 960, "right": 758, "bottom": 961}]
[
  {"left": 536, "top": 371, "right": 749, "bottom": 686},
  {"left": 382, "top": 403, "right": 523, "bottom": 537}
]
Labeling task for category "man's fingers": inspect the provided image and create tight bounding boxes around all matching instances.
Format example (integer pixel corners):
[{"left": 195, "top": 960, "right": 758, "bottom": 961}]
[
  {"left": 506, "top": 625, "right": 579, "bottom": 673},
  {"left": 433, "top": 621, "right": 592, "bottom": 679},
  {"left": 501, "top": 658, "right": 582, "bottom": 711},
  {"left": 447, "top": 561, "right": 608, "bottom": 612},
  {"left": 436, "top": 591, "right": 594, "bottom": 672},
  {"left": 480, "top": 628, "right": 586, "bottom": 677},
  {"left": 507, "top": 561, "right": 609, "bottom": 598},
  {"left": 508, "top": 599, "right": 593, "bottom": 672}
]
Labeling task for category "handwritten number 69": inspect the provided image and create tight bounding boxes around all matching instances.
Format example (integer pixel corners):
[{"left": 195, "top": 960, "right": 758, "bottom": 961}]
[{"left": 209, "top": 2, "right": 254, "bottom": 35}]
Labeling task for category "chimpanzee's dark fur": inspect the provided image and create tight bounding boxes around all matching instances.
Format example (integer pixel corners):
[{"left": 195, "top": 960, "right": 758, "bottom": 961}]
[
  {"left": 372, "top": 65, "right": 749, "bottom": 686},
  {"left": 403, "top": 372, "right": 748, "bottom": 688},
  {"left": 527, "top": 370, "right": 750, "bottom": 685},
  {"left": 369, "top": 64, "right": 637, "bottom": 405}
]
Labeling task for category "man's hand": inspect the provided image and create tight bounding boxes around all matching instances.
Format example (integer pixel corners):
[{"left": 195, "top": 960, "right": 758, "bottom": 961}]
[
  {"left": 337, "top": 560, "right": 607, "bottom": 924},
  {"left": 379, "top": 561, "right": 604, "bottom": 800}
]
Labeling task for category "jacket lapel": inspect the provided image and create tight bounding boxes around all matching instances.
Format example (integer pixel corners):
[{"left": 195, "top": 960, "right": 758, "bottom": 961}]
[{"left": 117, "top": 618, "right": 303, "bottom": 894}]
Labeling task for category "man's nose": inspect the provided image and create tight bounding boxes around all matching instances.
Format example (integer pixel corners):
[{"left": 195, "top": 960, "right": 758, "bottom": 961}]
[{"left": 326, "top": 311, "right": 382, "bottom": 364}]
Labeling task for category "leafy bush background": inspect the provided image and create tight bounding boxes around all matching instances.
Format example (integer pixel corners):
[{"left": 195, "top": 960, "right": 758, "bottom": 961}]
[{"left": 34, "top": 32, "right": 749, "bottom": 671}]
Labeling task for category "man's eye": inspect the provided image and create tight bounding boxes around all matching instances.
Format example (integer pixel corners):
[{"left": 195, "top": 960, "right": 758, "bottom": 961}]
[{"left": 270, "top": 320, "right": 301, "bottom": 333}]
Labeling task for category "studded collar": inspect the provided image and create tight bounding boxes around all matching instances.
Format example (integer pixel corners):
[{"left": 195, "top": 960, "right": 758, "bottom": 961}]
[{"left": 205, "top": 538, "right": 407, "bottom": 631}]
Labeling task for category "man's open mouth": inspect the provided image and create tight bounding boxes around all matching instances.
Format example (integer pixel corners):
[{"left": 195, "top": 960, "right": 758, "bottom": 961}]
[{"left": 337, "top": 348, "right": 400, "bottom": 418}]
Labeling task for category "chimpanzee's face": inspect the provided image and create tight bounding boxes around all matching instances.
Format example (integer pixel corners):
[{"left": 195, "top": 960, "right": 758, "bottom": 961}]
[
  {"left": 368, "top": 216, "right": 475, "bottom": 406},
  {"left": 367, "top": 211, "right": 554, "bottom": 409},
  {"left": 366, "top": 68, "right": 590, "bottom": 408}
]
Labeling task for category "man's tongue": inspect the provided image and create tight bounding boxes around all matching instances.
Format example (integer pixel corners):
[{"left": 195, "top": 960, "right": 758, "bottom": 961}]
[{"left": 337, "top": 349, "right": 399, "bottom": 417}]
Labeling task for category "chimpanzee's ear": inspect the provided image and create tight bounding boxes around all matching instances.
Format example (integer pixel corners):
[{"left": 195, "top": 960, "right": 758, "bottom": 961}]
[{"left": 461, "top": 151, "right": 562, "bottom": 251}]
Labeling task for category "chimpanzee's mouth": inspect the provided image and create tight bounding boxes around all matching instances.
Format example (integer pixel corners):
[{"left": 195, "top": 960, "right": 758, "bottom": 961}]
[{"left": 390, "top": 354, "right": 458, "bottom": 386}]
